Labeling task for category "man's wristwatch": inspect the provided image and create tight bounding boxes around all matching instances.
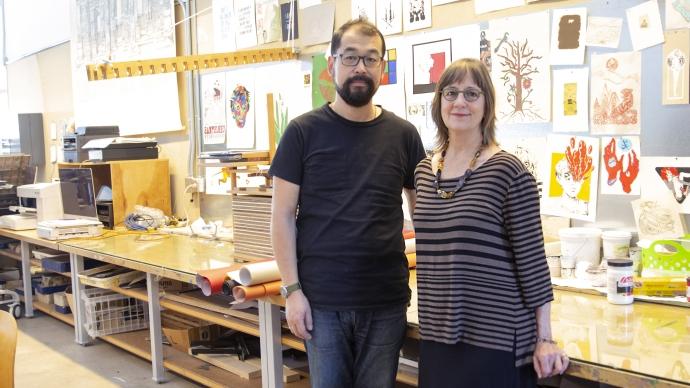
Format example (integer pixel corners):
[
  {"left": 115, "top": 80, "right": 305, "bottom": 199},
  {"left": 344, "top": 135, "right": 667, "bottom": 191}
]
[{"left": 280, "top": 282, "right": 301, "bottom": 298}]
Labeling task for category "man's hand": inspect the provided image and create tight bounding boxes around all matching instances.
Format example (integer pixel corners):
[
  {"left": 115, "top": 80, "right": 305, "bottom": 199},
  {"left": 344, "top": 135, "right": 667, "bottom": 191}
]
[
  {"left": 285, "top": 290, "right": 313, "bottom": 340},
  {"left": 533, "top": 341, "right": 569, "bottom": 379}
]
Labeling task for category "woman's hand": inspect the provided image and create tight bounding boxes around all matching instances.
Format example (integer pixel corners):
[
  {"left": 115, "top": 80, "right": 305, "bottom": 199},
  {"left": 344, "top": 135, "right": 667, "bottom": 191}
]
[{"left": 533, "top": 340, "right": 569, "bottom": 379}]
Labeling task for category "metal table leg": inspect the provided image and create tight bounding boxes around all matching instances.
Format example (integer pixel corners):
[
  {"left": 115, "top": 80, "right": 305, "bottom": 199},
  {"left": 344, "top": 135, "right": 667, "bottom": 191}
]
[
  {"left": 147, "top": 273, "right": 166, "bottom": 383},
  {"left": 20, "top": 241, "right": 33, "bottom": 317},
  {"left": 259, "top": 299, "right": 283, "bottom": 388},
  {"left": 69, "top": 253, "right": 90, "bottom": 345}
]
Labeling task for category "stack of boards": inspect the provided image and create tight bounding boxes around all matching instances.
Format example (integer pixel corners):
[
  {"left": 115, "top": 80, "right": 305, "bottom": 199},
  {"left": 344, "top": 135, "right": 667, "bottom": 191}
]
[{"left": 232, "top": 196, "right": 273, "bottom": 260}]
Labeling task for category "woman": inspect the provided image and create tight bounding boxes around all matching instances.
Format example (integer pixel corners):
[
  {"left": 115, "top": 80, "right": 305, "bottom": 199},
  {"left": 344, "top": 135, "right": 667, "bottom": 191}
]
[{"left": 413, "top": 58, "right": 569, "bottom": 387}]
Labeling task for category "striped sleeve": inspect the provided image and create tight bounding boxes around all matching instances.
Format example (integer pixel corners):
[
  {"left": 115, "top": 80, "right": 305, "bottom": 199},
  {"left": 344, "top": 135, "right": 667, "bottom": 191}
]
[{"left": 503, "top": 171, "right": 553, "bottom": 309}]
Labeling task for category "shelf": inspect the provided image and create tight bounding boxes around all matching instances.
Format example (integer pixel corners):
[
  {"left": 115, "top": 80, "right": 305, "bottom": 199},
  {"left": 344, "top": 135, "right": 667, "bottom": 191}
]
[{"left": 0, "top": 248, "right": 21, "bottom": 261}]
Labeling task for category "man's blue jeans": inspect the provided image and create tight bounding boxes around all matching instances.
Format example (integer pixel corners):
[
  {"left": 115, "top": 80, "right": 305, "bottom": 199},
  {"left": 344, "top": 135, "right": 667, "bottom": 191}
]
[{"left": 305, "top": 304, "right": 407, "bottom": 388}]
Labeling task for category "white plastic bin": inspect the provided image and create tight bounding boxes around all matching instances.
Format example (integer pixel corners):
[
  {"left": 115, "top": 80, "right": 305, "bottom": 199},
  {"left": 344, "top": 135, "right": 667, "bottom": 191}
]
[
  {"left": 559, "top": 227, "right": 602, "bottom": 268},
  {"left": 602, "top": 230, "right": 632, "bottom": 259}
]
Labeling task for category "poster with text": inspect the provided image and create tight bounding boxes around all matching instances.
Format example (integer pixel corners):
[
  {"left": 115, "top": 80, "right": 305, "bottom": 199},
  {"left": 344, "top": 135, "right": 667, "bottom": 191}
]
[
  {"left": 599, "top": 136, "right": 640, "bottom": 195},
  {"left": 590, "top": 52, "right": 641, "bottom": 135},
  {"left": 201, "top": 72, "right": 227, "bottom": 145},
  {"left": 489, "top": 11, "right": 551, "bottom": 124},
  {"left": 550, "top": 8, "right": 587, "bottom": 65},
  {"left": 226, "top": 67, "right": 256, "bottom": 149},
  {"left": 234, "top": 0, "right": 258, "bottom": 49},
  {"left": 542, "top": 135, "right": 600, "bottom": 222},
  {"left": 552, "top": 67, "right": 589, "bottom": 133},
  {"left": 213, "top": 0, "right": 237, "bottom": 52}
]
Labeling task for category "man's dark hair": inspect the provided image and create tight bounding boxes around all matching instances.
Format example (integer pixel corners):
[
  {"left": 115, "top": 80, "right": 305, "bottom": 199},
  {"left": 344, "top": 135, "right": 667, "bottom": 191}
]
[{"left": 330, "top": 18, "right": 386, "bottom": 56}]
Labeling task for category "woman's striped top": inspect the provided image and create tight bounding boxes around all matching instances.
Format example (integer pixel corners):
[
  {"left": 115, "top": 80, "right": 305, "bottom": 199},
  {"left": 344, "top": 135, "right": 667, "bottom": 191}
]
[{"left": 413, "top": 150, "right": 553, "bottom": 367}]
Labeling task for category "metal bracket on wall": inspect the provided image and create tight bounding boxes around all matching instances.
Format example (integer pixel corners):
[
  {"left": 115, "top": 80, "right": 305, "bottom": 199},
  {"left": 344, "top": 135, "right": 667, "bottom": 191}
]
[{"left": 85, "top": 47, "right": 298, "bottom": 81}]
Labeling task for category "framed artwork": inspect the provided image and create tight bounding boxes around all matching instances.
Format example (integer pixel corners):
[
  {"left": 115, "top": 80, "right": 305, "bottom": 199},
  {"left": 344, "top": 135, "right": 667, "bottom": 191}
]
[
  {"left": 403, "top": 0, "right": 432, "bottom": 31},
  {"left": 552, "top": 67, "right": 589, "bottom": 133},
  {"left": 225, "top": 68, "right": 256, "bottom": 149},
  {"left": 590, "top": 52, "right": 641, "bottom": 135},
  {"left": 586, "top": 16, "right": 622, "bottom": 48},
  {"left": 411, "top": 39, "right": 451, "bottom": 94},
  {"left": 662, "top": 29, "right": 690, "bottom": 105},
  {"left": 600, "top": 136, "right": 640, "bottom": 195},
  {"left": 550, "top": 8, "right": 587, "bottom": 65},
  {"left": 376, "top": 0, "right": 402, "bottom": 36},
  {"left": 542, "top": 135, "right": 600, "bottom": 222},
  {"left": 489, "top": 11, "right": 551, "bottom": 124},
  {"left": 626, "top": 1, "right": 664, "bottom": 52}
]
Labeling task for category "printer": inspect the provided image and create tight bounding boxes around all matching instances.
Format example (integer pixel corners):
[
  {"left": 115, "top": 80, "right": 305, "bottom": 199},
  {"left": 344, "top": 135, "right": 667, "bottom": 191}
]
[
  {"left": 82, "top": 137, "right": 158, "bottom": 162},
  {"left": 63, "top": 126, "right": 119, "bottom": 162},
  {"left": 0, "top": 182, "right": 63, "bottom": 230}
]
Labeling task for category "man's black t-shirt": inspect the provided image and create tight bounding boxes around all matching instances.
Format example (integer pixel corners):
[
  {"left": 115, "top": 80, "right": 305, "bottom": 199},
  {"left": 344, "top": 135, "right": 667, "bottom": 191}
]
[{"left": 269, "top": 104, "right": 425, "bottom": 310}]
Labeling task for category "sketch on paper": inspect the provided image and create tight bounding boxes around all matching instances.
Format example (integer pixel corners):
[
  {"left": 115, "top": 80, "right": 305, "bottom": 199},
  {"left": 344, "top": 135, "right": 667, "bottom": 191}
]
[
  {"left": 235, "top": 0, "right": 258, "bottom": 49},
  {"left": 590, "top": 52, "right": 641, "bottom": 135},
  {"left": 626, "top": 1, "right": 664, "bottom": 52},
  {"left": 631, "top": 199, "right": 685, "bottom": 242},
  {"left": 226, "top": 69, "right": 256, "bottom": 149},
  {"left": 412, "top": 39, "right": 451, "bottom": 94},
  {"left": 600, "top": 136, "right": 640, "bottom": 195},
  {"left": 666, "top": 0, "right": 690, "bottom": 29},
  {"left": 352, "top": 0, "right": 375, "bottom": 21},
  {"left": 501, "top": 137, "right": 547, "bottom": 198},
  {"left": 551, "top": 8, "right": 587, "bottom": 65},
  {"left": 201, "top": 73, "right": 227, "bottom": 145},
  {"left": 311, "top": 54, "right": 335, "bottom": 109},
  {"left": 256, "top": 0, "right": 281, "bottom": 45},
  {"left": 586, "top": 16, "right": 622, "bottom": 48},
  {"left": 403, "top": 0, "right": 432, "bottom": 32},
  {"left": 480, "top": 30, "right": 492, "bottom": 71},
  {"left": 490, "top": 12, "right": 550, "bottom": 124},
  {"left": 406, "top": 95, "right": 435, "bottom": 150},
  {"left": 552, "top": 68, "right": 589, "bottom": 133},
  {"left": 663, "top": 29, "right": 690, "bottom": 105},
  {"left": 542, "top": 135, "right": 600, "bottom": 222},
  {"left": 376, "top": 0, "right": 402, "bottom": 36}
]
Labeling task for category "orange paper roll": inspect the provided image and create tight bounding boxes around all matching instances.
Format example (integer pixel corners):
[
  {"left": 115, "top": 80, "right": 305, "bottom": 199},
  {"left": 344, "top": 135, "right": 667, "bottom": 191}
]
[
  {"left": 232, "top": 280, "right": 282, "bottom": 303},
  {"left": 196, "top": 266, "right": 238, "bottom": 296},
  {"left": 406, "top": 253, "right": 417, "bottom": 268},
  {"left": 403, "top": 230, "right": 415, "bottom": 240}
]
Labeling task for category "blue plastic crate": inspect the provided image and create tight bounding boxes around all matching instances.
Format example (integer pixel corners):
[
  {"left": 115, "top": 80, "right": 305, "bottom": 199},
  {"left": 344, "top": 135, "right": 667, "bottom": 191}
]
[
  {"left": 41, "top": 257, "right": 102, "bottom": 273},
  {"left": 54, "top": 304, "right": 71, "bottom": 314}
]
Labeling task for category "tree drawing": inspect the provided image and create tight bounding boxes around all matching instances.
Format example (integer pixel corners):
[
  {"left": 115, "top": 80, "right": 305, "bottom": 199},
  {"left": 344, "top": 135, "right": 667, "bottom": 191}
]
[{"left": 495, "top": 37, "right": 544, "bottom": 121}]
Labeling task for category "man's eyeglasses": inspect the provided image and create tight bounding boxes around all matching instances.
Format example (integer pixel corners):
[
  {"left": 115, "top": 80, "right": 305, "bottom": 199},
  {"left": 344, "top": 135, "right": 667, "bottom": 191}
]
[
  {"left": 337, "top": 54, "right": 383, "bottom": 68},
  {"left": 440, "top": 87, "right": 484, "bottom": 102}
]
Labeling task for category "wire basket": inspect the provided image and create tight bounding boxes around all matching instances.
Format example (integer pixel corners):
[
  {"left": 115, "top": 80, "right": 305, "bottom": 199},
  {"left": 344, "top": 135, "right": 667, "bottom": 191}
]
[{"left": 81, "top": 288, "right": 149, "bottom": 338}]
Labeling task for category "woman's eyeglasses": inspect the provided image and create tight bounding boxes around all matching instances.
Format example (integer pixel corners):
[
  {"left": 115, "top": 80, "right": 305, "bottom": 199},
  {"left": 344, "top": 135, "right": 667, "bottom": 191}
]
[{"left": 440, "top": 87, "right": 484, "bottom": 102}]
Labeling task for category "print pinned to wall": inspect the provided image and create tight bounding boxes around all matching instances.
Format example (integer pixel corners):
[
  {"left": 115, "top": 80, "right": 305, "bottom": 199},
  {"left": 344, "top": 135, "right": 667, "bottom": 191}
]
[
  {"left": 501, "top": 137, "right": 547, "bottom": 198},
  {"left": 489, "top": 11, "right": 551, "bottom": 124},
  {"left": 542, "top": 135, "right": 600, "bottom": 222},
  {"left": 662, "top": 29, "right": 690, "bottom": 105},
  {"left": 479, "top": 29, "right": 491, "bottom": 71},
  {"left": 590, "top": 52, "right": 641, "bottom": 135},
  {"left": 411, "top": 39, "right": 451, "bottom": 94},
  {"left": 406, "top": 94, "right": 435, "bottom": 150},
  {"left": 638, "top": 157, "right": 690, "bottom": 234},
  {"left": 234, "top": 0, "right": 258, "bottom": 49},
  {"left": 552, "top": 67, "right": 589, "bottom": 133},
  {"left": 600, "top": 136, "right": 640, "bottom": 195},
  {"left": 626, "top": 1, "right": 664, "bottom": 52},
  {"left": 213, "top": 0, "right": 237, "bottom": 52},
  {"left": 403, "top": 0, "right": 432, "bottom": 32},
  {"left": 631, "top": 198, "right": 685, "bottom": 241},
  {"left": 656, "top": 166, "right": 690, "bottom": 208},
  {"left": 351, "top": 0, "right": 375, "bottom": 21},
  {"left": 205, "top": 166, "right": 233, "bottom": 196},
  {"left": 666, "top": 0, "right": 690, "bottom": 29},
  {"left": 586, "top": 16, "right": 622, "bottom": 48},
  {"left": 311, "top": 54, "right": 335, "bottom": 109},
  {"left": 550, "top": 8, "right": 587, "bottom": 65},
  {"left": 226, "top": 68, "right": 256, "bottom": 149},
  {"left": 373, "top": 36, "right": 407, "bottom": 120},
  {"left": 281, "top": 0, "right": 299, "bottom": 41},
  {"left": 255, "top": 0, "right": 282, "bottom": 45},
  {"left": 201, "top": 72, "right": 227, "bottom": 145},
  {"left": 376, "top": 0, "right": 402, "bottom": 36}
]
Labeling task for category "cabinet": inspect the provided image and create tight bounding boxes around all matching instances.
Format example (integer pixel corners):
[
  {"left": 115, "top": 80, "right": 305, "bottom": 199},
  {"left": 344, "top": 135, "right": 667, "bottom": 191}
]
[{"left": 58, "top": 159, "right": 171, "bottom": 226}]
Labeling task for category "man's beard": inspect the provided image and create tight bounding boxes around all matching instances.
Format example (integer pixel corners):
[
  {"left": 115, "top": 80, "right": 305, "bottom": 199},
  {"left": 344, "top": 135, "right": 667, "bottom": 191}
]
[{"left": 335, "top": 75, "right": 377, "bottom": 107}]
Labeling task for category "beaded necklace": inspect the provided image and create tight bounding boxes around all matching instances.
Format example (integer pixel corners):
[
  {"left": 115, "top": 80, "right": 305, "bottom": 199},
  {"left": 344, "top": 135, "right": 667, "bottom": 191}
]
[{"left": 433, "top": 145, "right": 483, "bottom": 199}]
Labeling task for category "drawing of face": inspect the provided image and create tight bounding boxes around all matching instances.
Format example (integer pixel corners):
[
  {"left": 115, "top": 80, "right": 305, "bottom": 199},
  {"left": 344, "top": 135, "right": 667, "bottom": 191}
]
[
  {"left": 555, "top": 159, "right": 583, "bottom": 199},
  {"left": 230, "top": 85, "right": 250, "bottom": 128}
]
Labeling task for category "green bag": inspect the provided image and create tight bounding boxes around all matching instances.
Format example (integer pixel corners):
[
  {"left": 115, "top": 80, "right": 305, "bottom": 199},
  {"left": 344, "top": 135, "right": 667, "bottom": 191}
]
[{"left": 641, "top": 239, "right": 690, "bottom": 277}]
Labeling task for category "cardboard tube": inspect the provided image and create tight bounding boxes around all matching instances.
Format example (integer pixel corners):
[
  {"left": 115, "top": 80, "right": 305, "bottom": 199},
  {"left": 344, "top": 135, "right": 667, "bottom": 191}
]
[
  {"left": 196, "top": 266, "right": 237, "bottom": 296},
  {"left": 238, "top": 260, "right": 281, "bottom": 286},
  {"left": 233, "top": 280, "right": 282, "bottom": 303},
  {"left": 405, "top": 238, "right": 416, "bottom": 254},
  {"left": 403, "top": 230, "right": 415, "bottom": 240}
]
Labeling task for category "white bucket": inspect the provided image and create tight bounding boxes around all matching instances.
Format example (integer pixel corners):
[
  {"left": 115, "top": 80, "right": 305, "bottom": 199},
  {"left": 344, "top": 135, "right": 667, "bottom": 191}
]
[
  {"left": 559, "top": 227, "right": 602, "bottom": 267},
  {"left": 602, "top": 230, "right": 632, "bottom": 259}
]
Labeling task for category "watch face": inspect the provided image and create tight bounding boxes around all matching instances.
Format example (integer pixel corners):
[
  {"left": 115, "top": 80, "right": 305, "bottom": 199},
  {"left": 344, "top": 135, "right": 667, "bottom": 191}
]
[{"left": 280, "top": 286, "right": 288, "bottom": 298}]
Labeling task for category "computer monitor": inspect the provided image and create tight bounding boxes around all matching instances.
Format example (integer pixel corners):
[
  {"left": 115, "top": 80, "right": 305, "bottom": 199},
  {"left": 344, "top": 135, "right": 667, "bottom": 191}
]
[{"left": 58, "top": 168, "right": 98, "bottom": 221}]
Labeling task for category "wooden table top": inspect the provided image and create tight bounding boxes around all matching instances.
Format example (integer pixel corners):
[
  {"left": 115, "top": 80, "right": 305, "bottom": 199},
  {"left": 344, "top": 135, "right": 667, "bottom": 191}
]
[{"left": 0, "top": 228, "right": 60, "bottom": 250}]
